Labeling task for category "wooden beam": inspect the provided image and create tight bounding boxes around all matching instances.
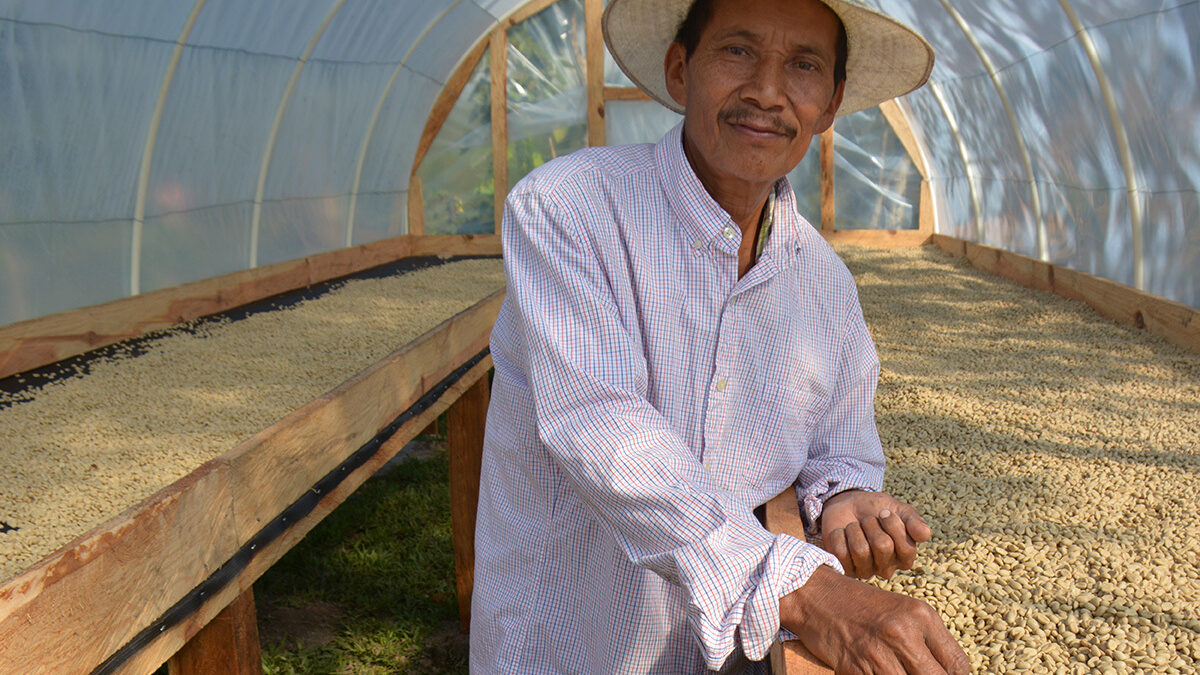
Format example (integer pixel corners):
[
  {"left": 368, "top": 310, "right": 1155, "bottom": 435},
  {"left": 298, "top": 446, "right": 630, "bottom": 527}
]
[
  {"left": 490, "top": 29, "right": 509, "bottom": 235},
  {"left": 585, "top": 0, "right": 605, "bottom": 146},
  {"left": 503, "top": 0, "right": 562, "bottom": 27},
  {"left": 820, "top": 128, "right": 835, "bottom": 231},
  {"left": 0, "top": 292, "right": 504, "bottom": 674},
  {"left": 932, "top": 234, "right": 1200, "bottom": 356},
  {"left": 411, "top": 37, "right": 489, "bottom": 177},
  {"left": 0, "top": 235, "right": 422, "bottom": 380},
  {"left": 878, "top": 100, "right": 928, "bottom": 181},
  {"left": 918, "top": 180, "right": 934, "bottom": 234},
  {"left": 763, "top": 489, "right": 834, "bottom": 675},
  {"left": 407, "top": 175, "right": 425, "bottom": 236},
  {"left": 820, "top": 230, "right": 931, "bottom": 248},
  {"left": 409, "top": 234, "right": 503, "bottom": 258},
  {"left": 448, "top": 374, "right": 490, "bottom": 632},
  {"left": 604, "top": 86, "right": 652, "bottom": 101},
  {"left": 167, "top": 588, "right": 262, "bottom": 675}
]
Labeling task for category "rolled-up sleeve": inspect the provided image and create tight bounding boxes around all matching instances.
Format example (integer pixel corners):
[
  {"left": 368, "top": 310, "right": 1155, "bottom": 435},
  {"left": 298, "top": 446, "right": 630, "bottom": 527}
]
[
  {"left": 503, "top": 186, "right": 841, "bottom": 668},
  {"left": 796, "top": 293, "right": 887, "bottom": 535}
]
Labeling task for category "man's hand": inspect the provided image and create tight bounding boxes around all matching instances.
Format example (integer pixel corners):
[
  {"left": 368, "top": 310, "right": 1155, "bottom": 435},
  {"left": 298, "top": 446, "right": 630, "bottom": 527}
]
[
  {"left": 780, "top": 565, "right": 970, "bottom": 674},
  {"left": 820, "top": 490, "right": 932, "bottom": 579}
]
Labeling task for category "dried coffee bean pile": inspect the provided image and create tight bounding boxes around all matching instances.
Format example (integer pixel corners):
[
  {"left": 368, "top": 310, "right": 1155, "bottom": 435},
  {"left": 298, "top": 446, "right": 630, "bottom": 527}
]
[
  {"left": 0, "top": 259, "right": 505, "bottom": 581},
  {"left": 838, "top": 245, "right": 1200, "bottom": 674}
]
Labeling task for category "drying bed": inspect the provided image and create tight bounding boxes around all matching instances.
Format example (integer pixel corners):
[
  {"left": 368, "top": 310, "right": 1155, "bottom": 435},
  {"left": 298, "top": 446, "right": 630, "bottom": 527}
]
[
  {"left": 0, "top": 258, "right": 505, "bottom": 582},
  {"left": 838, "top": 245, "right": 1200, "bottom": 673}
]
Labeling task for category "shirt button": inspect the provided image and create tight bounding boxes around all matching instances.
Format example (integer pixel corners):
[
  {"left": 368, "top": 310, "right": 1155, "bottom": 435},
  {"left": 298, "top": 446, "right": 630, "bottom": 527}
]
[
  {"left": 703, "top": 462, "right": 713, "bottom": 473},
  {"left": 722, "top": 225, "right": 737, "bottom": 240},
  {"left": 715, "top": 378, "right": 727, "bottom": 392},
  {"left": 692, "top": 239, "right": 705, "bottom": 250}
]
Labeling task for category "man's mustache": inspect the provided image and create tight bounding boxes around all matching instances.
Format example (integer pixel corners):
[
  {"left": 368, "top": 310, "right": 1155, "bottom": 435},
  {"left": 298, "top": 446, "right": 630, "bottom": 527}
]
[{"left": 719, "top": 106, "right": 797, "bottom": 138}]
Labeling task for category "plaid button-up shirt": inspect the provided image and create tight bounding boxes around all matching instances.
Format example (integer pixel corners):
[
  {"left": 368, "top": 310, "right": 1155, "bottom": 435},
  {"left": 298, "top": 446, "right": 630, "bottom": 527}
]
[{"left": 471, "top": 123, "right": 884, "bottom": 674}]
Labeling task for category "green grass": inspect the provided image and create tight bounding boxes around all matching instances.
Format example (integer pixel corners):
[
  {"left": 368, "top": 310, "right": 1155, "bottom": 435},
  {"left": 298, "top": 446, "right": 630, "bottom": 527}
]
[{"left": 255, "top": 445, "right": 468, "bottom": 674}]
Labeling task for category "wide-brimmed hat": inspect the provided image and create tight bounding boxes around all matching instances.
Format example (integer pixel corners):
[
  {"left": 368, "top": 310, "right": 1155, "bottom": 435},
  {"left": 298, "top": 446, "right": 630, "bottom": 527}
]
[{"left": 602, "top": 0, "right": 934, "bottom": 117}]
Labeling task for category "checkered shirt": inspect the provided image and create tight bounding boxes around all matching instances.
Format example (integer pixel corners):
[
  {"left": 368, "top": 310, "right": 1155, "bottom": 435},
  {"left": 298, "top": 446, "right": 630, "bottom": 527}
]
[{"left": 471, "top": 123, "right": 884, "bottom": 674}]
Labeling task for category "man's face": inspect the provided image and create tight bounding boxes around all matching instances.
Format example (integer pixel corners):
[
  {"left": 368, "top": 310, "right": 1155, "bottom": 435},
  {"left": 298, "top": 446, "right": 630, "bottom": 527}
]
[{"left": 665, "top": 0, "right": 845, "bottom": 195}]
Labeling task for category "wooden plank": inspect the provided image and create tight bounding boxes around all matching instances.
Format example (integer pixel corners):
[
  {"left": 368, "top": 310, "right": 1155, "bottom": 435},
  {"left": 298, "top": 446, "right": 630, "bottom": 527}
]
[
  {"left": 0, "top": 459, "right": 238, "bottom": 675},
  {"left": 585, "top": 0, "right": 605, "bottom": 147},
  {"left": 0, "top": 235, "right": 417, "bottom": 380},
  {"left": 878, "top": 100, "right": 928, "bottom": 180},
  {"left": 407, "top": 175, "right": 425, "bottom": 236},
  {"left": 411, "top": 37, "right": 489, "bottom": 177},
  {"left": 122, "top": 355, "right": 497, "bottom": 675},
  {"left": 820, "top": 229, "right": 931, "bottom": 248},
  {"left": 603, "top": 86, "right": 652, "bottom": 101},
  {"left": 167, "top": 588, "right": 262, "bottom": 675},
  {"left": 224, "top": 290, "right": 505, "bottom": 546},
  {"left": 490, "top": 29, "right": 509, "bottom": 235},
  {"left": 763, "top": 490, "right": 834, "bottom": 675},
  {"left": 932, "top": 234, "right": 1200, "bottom": 355},
  {"left": 448, "top": 375, "right": 490, "bottom": 632},
  {"left": 409, "top": 234, "right": 503, "bottom": 258},
  {"left": 918, "top": 180, "right": 934, "bottom": 234},
  {"left": 820, "top": 128, "right": 835, "bottom": 231}
]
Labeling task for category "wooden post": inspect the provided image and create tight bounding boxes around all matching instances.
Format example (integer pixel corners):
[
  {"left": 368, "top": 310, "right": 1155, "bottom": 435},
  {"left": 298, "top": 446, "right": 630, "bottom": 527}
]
[
  {"left": 820, "top": 127, "right": 835, "bottom": 231},
  {"left": 919, "top": 179, "right": 934, "bottom": 234},
  {"left": 447, "top": 374, "right": 491, "bottom": 632},
  {"left": 585, "top": 0, "right": 605, "bottom": 147},
  {"left": 407, "top": 175, "right": 425, "bottom": 236},
  {"left": 490, "top": 29, "right": 509, "bottom": 235},
  {"left": 167, "top": 588, "right": 263, "bottom": 675}
]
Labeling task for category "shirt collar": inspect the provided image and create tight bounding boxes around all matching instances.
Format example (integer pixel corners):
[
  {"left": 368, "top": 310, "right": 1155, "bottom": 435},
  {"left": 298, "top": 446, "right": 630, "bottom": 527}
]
[{"left": 654, "top": 122, "right": 808, "bottom": 256}]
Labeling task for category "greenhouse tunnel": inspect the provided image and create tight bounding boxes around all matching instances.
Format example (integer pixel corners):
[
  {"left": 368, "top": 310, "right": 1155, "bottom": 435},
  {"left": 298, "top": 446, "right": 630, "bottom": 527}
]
[{"left": 0, "top": 0, "right": 1198, "bottom": 673}]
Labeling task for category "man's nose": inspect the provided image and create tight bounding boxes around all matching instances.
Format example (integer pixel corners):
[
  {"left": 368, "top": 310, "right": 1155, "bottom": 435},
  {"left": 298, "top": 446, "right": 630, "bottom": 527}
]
[{"left": 740, "top": 57, "right": 788, "bottom": 110}]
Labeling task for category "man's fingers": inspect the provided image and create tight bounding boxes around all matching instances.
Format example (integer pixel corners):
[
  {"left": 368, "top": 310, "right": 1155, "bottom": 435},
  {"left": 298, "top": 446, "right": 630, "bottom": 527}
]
[
  {"left": 898, "top": 504, "right": 933, "bottom": 542},
  {"left": 879, "top": 511, "right": 918, "bottom": 570},
  {"left": 860, "top": 516, "right": 896, "bottom": 578},
  {"left": 825, "top": 527, "right": 855, "bottom": 577},
  {"left": 844, "top": 521, "right": 874, "bottom": 578},
  {"left": 925, "top": 615, "right": 972, "bottom": 674}
]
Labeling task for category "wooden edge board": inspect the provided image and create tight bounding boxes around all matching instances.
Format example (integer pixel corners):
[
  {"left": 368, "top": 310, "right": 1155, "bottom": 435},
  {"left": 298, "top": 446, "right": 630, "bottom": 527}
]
[
  {"left": 409, "top": 234, "right": 502, "bottom": 258},
  {"left": 931, "top": 234, "right": 1200, "bottom": 356},
  {"left": 820, "top": 230, "right": 931, "bottom": 248},
  {"left": 118, "top": 356, "right": 496, "bottom": 675},
  {"left": 224, "top": 289, "right": 505, "bottom": 544},
  {"left": 0, "top": 291, "right": 504, "bottom": 674},
  {"left": 0, "top": 235, "right": 422, "bottom": 380},
  {"left": 763, "top": 490, "right": 834, "bottom": 675}
]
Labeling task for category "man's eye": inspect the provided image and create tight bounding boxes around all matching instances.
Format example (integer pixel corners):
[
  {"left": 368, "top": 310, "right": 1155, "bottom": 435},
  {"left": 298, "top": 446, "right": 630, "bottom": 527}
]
[{"left": 727, "top": 46, "right": 747, "bottom": 56}]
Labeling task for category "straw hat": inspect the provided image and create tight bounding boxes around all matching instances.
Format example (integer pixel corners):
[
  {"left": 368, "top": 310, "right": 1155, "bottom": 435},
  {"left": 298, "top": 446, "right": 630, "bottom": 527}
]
[{"left": 602, "top": 0, "right": 934, "bottom": 117}]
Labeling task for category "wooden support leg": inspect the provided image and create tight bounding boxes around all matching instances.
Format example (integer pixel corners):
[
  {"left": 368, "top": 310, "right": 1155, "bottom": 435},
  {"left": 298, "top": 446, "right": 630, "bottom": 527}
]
[
  {"left": 447, "top": 374, "right": 490, "bottom": 633},
  {"left": 167, "top": 588, "right": 263, "bottom": 675}
]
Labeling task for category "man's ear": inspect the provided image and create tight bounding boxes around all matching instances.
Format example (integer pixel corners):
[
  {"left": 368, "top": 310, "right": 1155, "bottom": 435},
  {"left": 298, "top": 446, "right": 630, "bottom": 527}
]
[
  {"left": 812, "top": 79, "right": 846, "bottom": 135},
  {"left": 664, "top": 42, "right": 688, "bottom": 108}
]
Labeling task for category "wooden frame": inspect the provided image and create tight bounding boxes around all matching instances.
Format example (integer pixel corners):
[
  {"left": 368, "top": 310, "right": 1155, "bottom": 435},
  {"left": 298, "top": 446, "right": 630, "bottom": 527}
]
[
  {"left": 490, "top": 29, "right": 510, "bottom": 234},
  {"left": 932, "top": 235, "right": 1200, "bottom": 356},
  {"left": 0, "top": 287, "right": 504, "bottom": 674},
  {"left": 819, "top": 127, "right": 836, "bottom": 231}
]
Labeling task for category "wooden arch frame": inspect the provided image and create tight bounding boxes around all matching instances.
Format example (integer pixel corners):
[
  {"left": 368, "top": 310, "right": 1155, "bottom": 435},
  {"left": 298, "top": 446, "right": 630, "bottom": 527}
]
[{"left": 408, "top": 0, "right": 937, "bottom": 247}]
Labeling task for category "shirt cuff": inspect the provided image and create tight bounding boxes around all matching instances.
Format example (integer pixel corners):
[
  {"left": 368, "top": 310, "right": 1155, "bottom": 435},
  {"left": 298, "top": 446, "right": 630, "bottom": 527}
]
[{"left": 798, "top": 482, "right": 879, "bottom": 538}]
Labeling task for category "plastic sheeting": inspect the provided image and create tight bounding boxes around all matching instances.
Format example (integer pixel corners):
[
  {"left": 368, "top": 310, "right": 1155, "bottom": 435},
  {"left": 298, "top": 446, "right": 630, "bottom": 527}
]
[
  {"left": 1, "top": 0, "right": 1198, "bottom": 327},
  {"left": 834, "top": 108, "right": 922, "bottom": 230}
]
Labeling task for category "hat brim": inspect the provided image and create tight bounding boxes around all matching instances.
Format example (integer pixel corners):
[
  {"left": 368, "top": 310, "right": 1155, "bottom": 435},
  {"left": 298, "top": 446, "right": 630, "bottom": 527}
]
[{"left": 602, "top": 0, "right": 934, "bottom": 117}]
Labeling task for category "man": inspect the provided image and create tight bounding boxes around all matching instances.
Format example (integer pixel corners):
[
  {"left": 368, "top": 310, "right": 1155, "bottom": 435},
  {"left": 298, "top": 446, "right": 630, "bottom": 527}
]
[{"left": 472, "top": 0, "right": 969, "bottom": 672}]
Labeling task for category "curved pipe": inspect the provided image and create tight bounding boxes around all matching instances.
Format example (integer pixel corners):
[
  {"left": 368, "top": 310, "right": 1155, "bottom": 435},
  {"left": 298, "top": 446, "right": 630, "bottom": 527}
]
[
  {"left": 1057, "top": 0, "right": 1144, "bottom": 290},
  {"left": 345, "top": 0, "right": 464, "bottom": 247},
  {"left": 887, "top": 99, "right": 941, "bottom": 234},
  {"left": 936, "top": 0, "right": 1047, "bottom": 260},
  {"left": 930, "top": 81, "right": 983, "bottom": 240},
  {"left": 129, "top": 0, "right": 207, "bottom": 295},
  {"left": 249, "top": 0, "right": 348, "bottom": 268}
]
